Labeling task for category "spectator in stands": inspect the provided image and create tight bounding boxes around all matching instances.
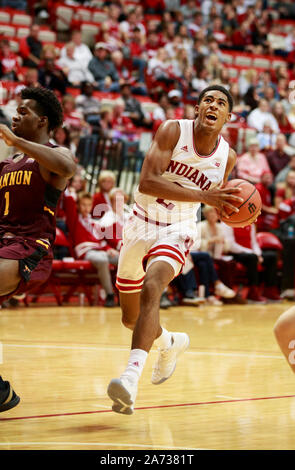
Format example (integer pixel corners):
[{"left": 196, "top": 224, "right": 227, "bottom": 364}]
[
  {"left": 88, "top": 43, "right": 120, "bottom": 93},
  {"left": 255, "top": 171, "right": 279, "bottom": 232},
  {"left": 96, "top": 108, "right": 114, "bottom": 139},
  {"left": 142, "top": 0, "right": 165, "bottom": 14},
  {"left": 167, "top": 89, "right": 184, "bottom": 119},
  {"left": 257, "top": 122, "right": 277, "bottom": 152},
  {"left": 275, "top": 154, "right": 295, "bottom": 184},
  {"left": 23, "top": 67, "right": 40, "bottom": 88},
  {"left": 231, "top": 21, "right": 253, "bottom": 51},
  {"left": 19, "top": 24, "right": 42, "bottom": 69},
  {"left": 152, "top": 93, "right": 170, "bottom": 122},
  {"left": 75, "top": 81, "right": 101, "bottom": 123},
  {"left": 147, "top": 47, "right": 176, "bottom": 88},
  {"left": 92, "top": 170, "right": 116, "bottom": 219},
  {"left": 101, "top": 3, "right": 122, "bottom": 44},
  {"left": 206, "top": 54, "right": 223, "bottom": 82},
  {"left": 275, "top": 170, "right": 295, "bottom": 208},
  {"left": 119, "top": 8, "right": 146, "bottom": 43},
  {"left": 62, "top": 94, "right": 91, "bottom": 147},
  {"left": 2, "top": 89, "right": 22, "bottom": 122},
  {"left": 51, "top": 125, "right": 76, "bottom": 154},
  {"left": 120, "top": 82, "right": 151, "bottom": 127},
  {"left": 99, "top": 187, "right": 131, "bottom": 241},
  {"left": 64, "top": 192, "right": 119, "bottom": 307},
  {"left": 170, "top": 48, "right": 190, "bottom": 79},
  {"left": 60, "top": 30, "right": 92, "bottom": 69},
  {"left": 0, "top": 39, "right": 22, "bottom": 82},
  {"left": 276, "top": 194, "right": 295, "bottom": 300},
  {"left": 239, "top": 69, "right": 258, "bottom": 97},
  {"left": 229, "top": 82, "right": 249, "bottom": 117},
  {"left": 57, "top": 42, "right": 95, "bottom": 87},
  {"left": 266, "top": 134, "right": 290, "bottom": 177},
  {"left": 191, "top": 67, "right": 210, "bottom": 94},
  {"left": 111, "top": 98, "right": 137, "bottom": 140},
  {"left": 181, "top": 1, "right": 200, "bottom": 24},
  {"left": 272, "top": 101, "right": 294, "bottom": 136},
  {"left": 38, "top": 57, "right": 67, "bottom": 96},
  {"left": 65, "top": 172, "right": 86, "bottom": 201},
  {"left": 247, "top": 99, "right": 280, "bottom": 133},
  {"left": 237, "top": 137, "right": 271, "bottom": 184},
  {"left": 175, "top": 249, "right": 236, "bottom": 306},
  {"left": 221, "top": 223, "right": 280, "bottom": 302},
  {"left": 145, "top": 32, "right": 162, "bottom": 60},
  {"left": 111, "top": 49, "right": 147, "bottom": 96}
]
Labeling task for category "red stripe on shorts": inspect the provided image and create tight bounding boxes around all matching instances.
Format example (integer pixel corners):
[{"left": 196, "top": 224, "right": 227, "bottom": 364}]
[
  {"left": 116, "top": 283, "right": 143, "bottom": 291},
  {"left": 147, "top": 244, "right": 185, "bottom": 263},
  {"left": 116, "top": 275, "right": 145, "bottom": 285}
]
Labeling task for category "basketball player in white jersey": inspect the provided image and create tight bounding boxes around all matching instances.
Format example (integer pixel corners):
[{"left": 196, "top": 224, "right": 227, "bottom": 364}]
[{"left": 107, "top": 85, "right": 244, "bottom": 414}]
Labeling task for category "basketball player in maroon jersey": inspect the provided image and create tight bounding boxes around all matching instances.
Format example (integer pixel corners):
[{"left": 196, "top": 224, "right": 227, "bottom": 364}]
[
  {"left": 0, "top": 87, "right": 76, "bottom": 412},
  {"left": 107, "top": 85, "right": 245, "bottom": 414}
]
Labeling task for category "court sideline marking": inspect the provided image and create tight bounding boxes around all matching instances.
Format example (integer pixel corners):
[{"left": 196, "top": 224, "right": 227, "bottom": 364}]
[{"left": 1, "top": 393, "right": 295, "bottom": 422}]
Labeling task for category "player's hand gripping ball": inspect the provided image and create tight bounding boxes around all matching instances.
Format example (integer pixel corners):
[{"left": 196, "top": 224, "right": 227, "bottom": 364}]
[{"left": 219, "top": 179, "right": 262, "bottom": 227}]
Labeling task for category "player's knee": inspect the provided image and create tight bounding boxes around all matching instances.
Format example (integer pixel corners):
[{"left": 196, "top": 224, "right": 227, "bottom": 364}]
[
  {"left": 121, "top": 315, "right": 136, "bottom": 330},
  {"left": 142, "top": 275, "right": 164, "bottom": 299},
  {"left": 274, "top": 307, "right": 295, "bottom": 342}
]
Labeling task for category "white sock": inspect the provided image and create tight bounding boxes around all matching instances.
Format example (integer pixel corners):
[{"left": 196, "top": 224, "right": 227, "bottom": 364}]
[
  {"left": 120, "top": 349, "right": 148, "bottom": 383},
  {"left": 154, "top": 327, "right": 172, "bottom": 350}
]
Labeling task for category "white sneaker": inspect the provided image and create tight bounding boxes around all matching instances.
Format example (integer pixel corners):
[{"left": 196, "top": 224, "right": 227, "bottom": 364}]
[
  {"left": 107, "top": 376, "right": 138, "bottom": 415},
  {"left": 206, "top": 295, "right": 223, "bottom": 306},
  {"left": 214, "top": 282, "right": 235, "bottom": 299},
  {"left": 151, "top": 332, "right": 190, "bottom": 385},
  {"left": 281, "top": 289, "right": 295, "bottom": 300}
]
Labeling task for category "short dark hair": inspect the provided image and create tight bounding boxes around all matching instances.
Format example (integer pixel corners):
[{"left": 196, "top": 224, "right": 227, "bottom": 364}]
[
  {"left": 21, "top": 87, "right": 63, "bottom": 132},
  {"left": 198, "top": 85, "right": 233, "bottom": 112}
]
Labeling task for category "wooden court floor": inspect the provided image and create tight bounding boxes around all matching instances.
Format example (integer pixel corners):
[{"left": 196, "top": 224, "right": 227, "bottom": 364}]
[{"left": 0, "top": 301, "right": 295, "bottom": 450}]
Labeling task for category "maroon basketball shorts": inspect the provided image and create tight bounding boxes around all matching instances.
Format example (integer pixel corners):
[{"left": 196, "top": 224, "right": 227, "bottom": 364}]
[{"left": 0, "top": 235, "right": 53, "bottom": 302}]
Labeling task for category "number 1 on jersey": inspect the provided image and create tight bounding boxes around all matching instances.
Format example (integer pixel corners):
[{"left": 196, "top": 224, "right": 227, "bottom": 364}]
[{"left": 4, "top": 191, "right": 9, "bottom": 216}]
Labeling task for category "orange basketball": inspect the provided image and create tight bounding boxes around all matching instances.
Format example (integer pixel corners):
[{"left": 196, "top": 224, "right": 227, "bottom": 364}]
[{"left": 219, "top": 179, "right": 262, "bottom": 227}]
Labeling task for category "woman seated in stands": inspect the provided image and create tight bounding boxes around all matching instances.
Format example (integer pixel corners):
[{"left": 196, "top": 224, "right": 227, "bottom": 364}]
[
  {"left": 221, "top": 223, "right": 280, "bottom": 302},
  {"left": 92, "top": 170, "right": 116, "bottom": 219},
  {"left": 173, "top": 249, "right": 236, "bottom": 306}
]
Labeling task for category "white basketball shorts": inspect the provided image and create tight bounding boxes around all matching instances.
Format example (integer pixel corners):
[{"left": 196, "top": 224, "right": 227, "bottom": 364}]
[{"left": 116, "top": 213, "right": 200, "bottom": 294}]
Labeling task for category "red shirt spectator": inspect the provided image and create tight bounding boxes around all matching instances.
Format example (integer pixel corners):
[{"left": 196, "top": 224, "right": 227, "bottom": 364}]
[
  {"left": 255, "top": 172, "right": 278, "bottom": 230},
  {"left": 0, "top": 40, "right": 22, "bottom": 80}
]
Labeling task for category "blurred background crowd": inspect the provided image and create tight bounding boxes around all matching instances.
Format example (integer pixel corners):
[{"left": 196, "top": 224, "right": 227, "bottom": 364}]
[{"left": 1, "top": 0, "right": 295, "bottom": 307}]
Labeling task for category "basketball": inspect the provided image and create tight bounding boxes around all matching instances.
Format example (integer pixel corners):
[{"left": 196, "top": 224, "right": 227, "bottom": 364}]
[{"left": 219, "top": 179, "right": 262, "bottom": 227}]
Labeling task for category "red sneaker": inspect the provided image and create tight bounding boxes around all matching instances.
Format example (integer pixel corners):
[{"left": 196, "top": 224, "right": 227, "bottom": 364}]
[
  {"left": 263, "top": 287, "right": 281, "bottom": 301},
  {"left": 247, "top": 286, "right": 267, "bottom": 303}
]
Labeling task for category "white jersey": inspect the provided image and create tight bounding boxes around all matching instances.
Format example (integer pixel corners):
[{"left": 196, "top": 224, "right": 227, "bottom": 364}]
[{"left": 133, "top": 119, "right": 229, "bottom": 225}]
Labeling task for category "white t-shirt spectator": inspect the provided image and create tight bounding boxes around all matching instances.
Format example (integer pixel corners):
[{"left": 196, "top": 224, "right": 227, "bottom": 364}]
[{"left": 247, "top": 108, "right": 280, "bottom": 133}]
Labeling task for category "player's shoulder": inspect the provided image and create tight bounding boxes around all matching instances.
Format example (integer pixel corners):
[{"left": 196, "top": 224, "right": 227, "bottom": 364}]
[{"left": 154, "top": 119, "right": 180, "bottom": 146}]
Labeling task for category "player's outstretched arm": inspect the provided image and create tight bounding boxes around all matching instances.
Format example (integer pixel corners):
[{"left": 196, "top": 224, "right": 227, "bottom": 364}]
[
  {"left": 138, "top": 121, "right": 243, "bottom": 217},
  {"left": 0, "top": 124, "right": 76, "bottom": 179}
]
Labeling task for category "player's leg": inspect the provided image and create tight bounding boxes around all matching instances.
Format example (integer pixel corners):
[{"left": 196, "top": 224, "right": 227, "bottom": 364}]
[
  {"left": 274, "top": 306, "right": 295, "bottom": 373},
  {"left": 0, "top": 376, "right": 20, "bottom": 412},
  {"left": 0, "top": 261, "right": 21, "bottom": 412},
  {"left": 108, "top": 254, "right": 189, "bottom": 414},
  {"left": 0, "top": 259, "right": 21, "bottom": 296}
]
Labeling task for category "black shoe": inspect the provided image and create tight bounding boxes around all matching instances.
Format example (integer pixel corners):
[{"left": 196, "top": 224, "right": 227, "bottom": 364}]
[
  {"left": 160, "top": 292, "right": 173, "bottom": 309},
  {"left": 104, "top": 294, "right": 116, "bottom": 308},
  {"left": 0, "top": 378, "right": 20, "bottom": 413}
]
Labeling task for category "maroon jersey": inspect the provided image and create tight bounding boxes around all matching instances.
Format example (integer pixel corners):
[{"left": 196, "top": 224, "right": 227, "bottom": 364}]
[{"left": 0, "top": 151, "right": 62, "bottom": 245}]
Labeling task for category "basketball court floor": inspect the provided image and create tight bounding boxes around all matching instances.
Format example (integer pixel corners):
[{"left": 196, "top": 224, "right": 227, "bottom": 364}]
[{"left": 0, "top": 301, "right": 295, "bottom": 450}]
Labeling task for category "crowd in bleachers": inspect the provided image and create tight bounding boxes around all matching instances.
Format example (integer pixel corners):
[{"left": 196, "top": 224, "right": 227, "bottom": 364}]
[{"left": 1, "top": 0, "right": 295, "bottom": 305}]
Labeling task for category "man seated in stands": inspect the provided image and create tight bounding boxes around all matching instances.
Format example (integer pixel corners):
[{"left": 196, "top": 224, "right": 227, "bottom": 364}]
[{"left": 64, "top": 192, "right": 120, "bottom": 307}]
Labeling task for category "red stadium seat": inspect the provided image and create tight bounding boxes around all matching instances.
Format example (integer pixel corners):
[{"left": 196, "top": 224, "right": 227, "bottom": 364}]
[{"left": 256, "top": 232, "right": 283, "bottom": 251}]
